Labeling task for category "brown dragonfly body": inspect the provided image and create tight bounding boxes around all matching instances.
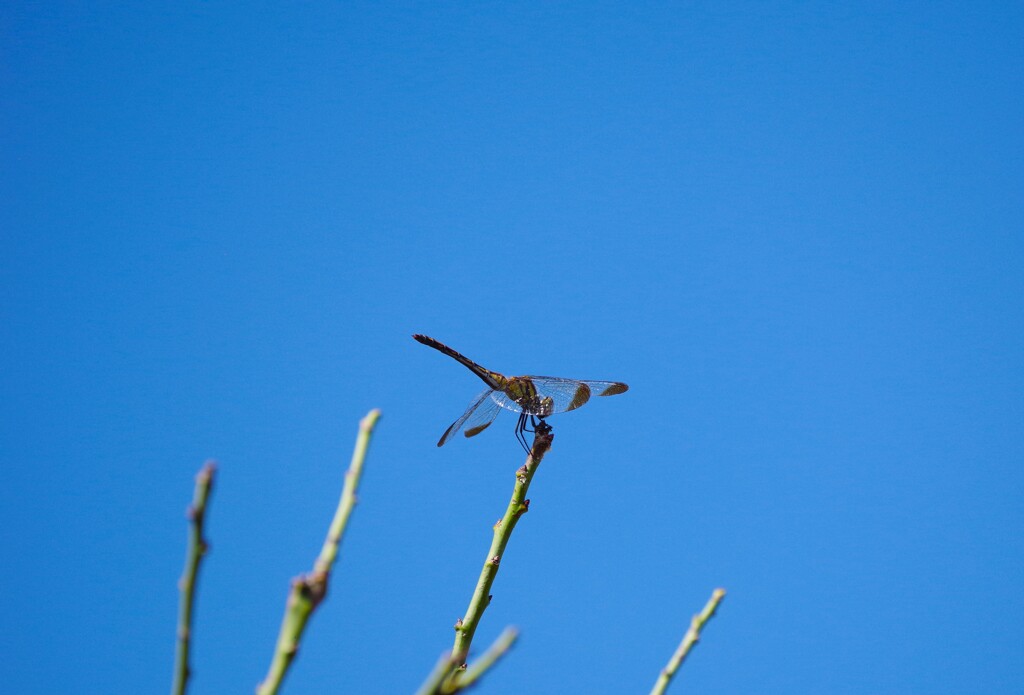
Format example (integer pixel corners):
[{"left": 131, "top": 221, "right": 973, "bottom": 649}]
[{"left": 413, "top": 334, "right": 628, "bottom": 452}]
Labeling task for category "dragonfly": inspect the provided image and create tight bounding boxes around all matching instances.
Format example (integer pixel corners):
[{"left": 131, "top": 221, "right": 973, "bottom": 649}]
[{"left": 413, "top": 334, "right": 628, "bottom": 453}]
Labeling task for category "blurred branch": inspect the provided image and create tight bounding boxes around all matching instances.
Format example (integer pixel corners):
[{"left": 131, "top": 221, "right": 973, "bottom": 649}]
[
  {"left": 256, "top": 409, "right": 382, "bottom": 695},
  {"left": 458, "top": 626, "right": 519, "bottom": 689},
  {"left": 416, "top": 627, "right": 519, "bottom": 695},
  {"left": 649, "top": 588, "right": 727, "bottom": 695},
  {"left": 414, "top": 654, "right": 460, "bottom": 695},
  {"left": 172, "top": 461, "right": 216, "bottom": 695},
  {"left": 442, "top": 426, "right": 554, "bottom": 691}
]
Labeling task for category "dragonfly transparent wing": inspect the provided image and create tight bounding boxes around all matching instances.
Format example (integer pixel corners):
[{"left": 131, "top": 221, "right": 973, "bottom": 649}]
[
  {"left": 438, "top": 388, "right": 503, "bottom": 446},
  {"left": 490, "top": 377, "right": 629, "bottom": 416}
]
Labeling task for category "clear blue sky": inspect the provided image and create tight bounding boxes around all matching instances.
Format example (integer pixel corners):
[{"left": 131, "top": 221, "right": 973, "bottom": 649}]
[{"left": 3, "top": 2, "right": 1022, "bottom": 693}]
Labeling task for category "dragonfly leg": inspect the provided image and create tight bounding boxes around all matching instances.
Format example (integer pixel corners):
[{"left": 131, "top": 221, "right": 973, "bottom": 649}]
[
  {"left": 517, "top": 413, "right": 551, "bottom": 454},
  {"left": 535, "top": 418, "right": 552, "bottom": 437},
  {"left": 526, "top": 414, "right": 552, "bottom": 438},
  {"left": 523, "top": 413, "right": 544, "bottom": 433},
  {"left": 514, "top": 411, "right": 531, "bottom": 455}
]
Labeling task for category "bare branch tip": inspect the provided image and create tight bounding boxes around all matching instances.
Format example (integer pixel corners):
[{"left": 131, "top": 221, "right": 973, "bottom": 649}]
[
  {"left": 360, "top": 409, "right": 382, "bottom": 430},
  {"left": 197, "top": 461, "right": 217, "bottom": 483}
]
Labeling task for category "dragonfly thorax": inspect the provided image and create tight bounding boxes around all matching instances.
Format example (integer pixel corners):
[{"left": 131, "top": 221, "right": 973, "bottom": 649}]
[{"left": 497, "top": 377, "right": 554, "bottom": 417}]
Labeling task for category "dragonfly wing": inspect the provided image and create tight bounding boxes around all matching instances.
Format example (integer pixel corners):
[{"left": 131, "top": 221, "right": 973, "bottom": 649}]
[
  {"left": 583, "top": 379, "right": 629, "bottom": 396},
  {"left": 438, "top": 388, "right": 502, "bottom": 446},
  {"left": 529, "top": 377, "right": 629, "bottom": 414},
  {"left": 463, "top": 398, "right": 502, "bottom": 438}
]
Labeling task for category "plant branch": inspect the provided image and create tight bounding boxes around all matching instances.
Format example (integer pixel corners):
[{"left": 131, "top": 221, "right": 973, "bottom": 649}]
[
  {"left": 256, "top": 409, "right": 382, "bottom": 695},
  {"left": 416, "top": 626, "right": 518, "bottom": 695},
  {"left": 414, "top": 654, "right": 461, "bottom": 695},
  {"left": 649, "top": 588, "right": 727, "bottom": 695},
  {"left": 172, "top": 461, "right": 216, "bottom": 695},
  {"left": 458, "top": 626, "right": 519, "bottom": 689},
  {"left": 444, "top": 426, "right": 554, "bottom": 690}
]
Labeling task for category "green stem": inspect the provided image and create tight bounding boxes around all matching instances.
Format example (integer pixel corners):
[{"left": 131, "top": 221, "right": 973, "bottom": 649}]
[
  {"left": 256, "top": 409, "right": 382, "bottom": 695},
  {"left": 172, "top": 461, "right": 216, "bottom": 695},
  {"left": 445, "top": 428, "right": 554, "bottom": 690},
  {"left": 414, "top": 654, "right": 460, "bottom": 695},
  {"left": 416, "top": 626, "right": 519, "bottom": 695},
  {"left": 458, "top": 626, "right": 519, "bottom": 689},
  {"left": 649, "top": 588, "right": 727, "bottom": 695}
]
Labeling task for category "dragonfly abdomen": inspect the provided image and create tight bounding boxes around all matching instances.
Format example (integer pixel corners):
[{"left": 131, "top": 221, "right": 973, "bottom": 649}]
[{"left": 413, "top": 334, "right": 506, "bottom": 389}]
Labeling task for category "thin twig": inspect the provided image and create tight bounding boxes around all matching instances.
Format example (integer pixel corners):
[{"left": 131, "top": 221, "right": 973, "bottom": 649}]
[
  {"left": 458, "top": 626, "right": 519, "bottom": 689},
  {"left": 172, "top": 461, "right": 216, "bottom": 695},
  {"left": 416, "top": 626, "right": 519, "bottom": 695},
  {"left": 256, "top": 409, "right": 382, "bottom": 695},
  {"left": 414, "top": 653, "right": 461, "bottom": 695},
  {"left": 649, "top": 588, "right": 727, "bottom": 695},
  {"left": 442, "top": 427, "right": 554, "bottom": 691}
]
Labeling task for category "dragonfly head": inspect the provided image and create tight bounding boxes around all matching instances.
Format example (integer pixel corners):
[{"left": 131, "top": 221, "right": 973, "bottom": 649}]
[{"left": 536, "top": 396, "right": 554, "bottom": 418}]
